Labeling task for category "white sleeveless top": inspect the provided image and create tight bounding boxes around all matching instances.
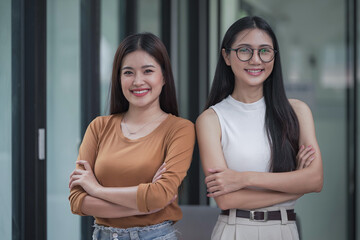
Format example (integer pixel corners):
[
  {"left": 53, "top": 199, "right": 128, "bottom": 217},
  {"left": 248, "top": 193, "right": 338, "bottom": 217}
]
[{"left": 211, "top": 95, "right": 295, "bottom": 208}]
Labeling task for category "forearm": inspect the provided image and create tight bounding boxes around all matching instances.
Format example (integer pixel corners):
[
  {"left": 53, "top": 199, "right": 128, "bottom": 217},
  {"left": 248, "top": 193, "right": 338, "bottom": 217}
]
[
  {"left": 215, "top": 188, "right": 301, "bottom": 210},
  {"left": 81, "top": 195, "right": 143, "bottom": 218},
  {"left": 246, "top": 166, "right": 323, "bottom": 194},
  {"left": 93, "top": 186, "right": 138, "bottom": 209}
]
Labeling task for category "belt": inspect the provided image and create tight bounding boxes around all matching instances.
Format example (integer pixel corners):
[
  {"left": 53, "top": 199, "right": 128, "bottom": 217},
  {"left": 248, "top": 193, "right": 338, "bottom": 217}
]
[{"left": 221, "top": 209, "right": 296, "bottom": 222}]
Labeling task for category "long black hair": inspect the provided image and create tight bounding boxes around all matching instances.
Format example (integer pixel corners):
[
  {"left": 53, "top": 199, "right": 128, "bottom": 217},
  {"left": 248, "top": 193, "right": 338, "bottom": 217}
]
[
  {"left": 110, "top": 32, "right": 178, "bottom": 116},
  {"left": 206, "top": 16, "right": 299, "bottom": 172}
]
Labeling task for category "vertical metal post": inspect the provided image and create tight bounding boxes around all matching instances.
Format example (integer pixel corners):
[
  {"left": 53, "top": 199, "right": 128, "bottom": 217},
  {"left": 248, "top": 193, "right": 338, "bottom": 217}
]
[
  {"left": 161, "top": 0, "right": 171, "bottom": 54},
  {"left": 12, "top": 0, "right": 47, "bottom": 239},
  {"left": 80, "top": 0, "right": 100, "bottom": 239},
  {"left": 346, "top": 0, "right": 357, "bottom": 239}
]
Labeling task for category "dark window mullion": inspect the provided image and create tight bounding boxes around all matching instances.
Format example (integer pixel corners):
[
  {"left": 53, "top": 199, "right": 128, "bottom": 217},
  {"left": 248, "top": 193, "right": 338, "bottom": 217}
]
[
  {"left": 12, "top": 0, "right": 47, "bottom": 239},
  {"left": 80, "top": 0, "right": 100, "bottom": 239}
]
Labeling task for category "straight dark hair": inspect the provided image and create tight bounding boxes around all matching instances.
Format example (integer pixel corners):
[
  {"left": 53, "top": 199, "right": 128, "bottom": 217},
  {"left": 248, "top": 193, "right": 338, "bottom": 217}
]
[
  {"left": 110, "top": 32, "right": 178, "bottom": 116},
  {"left": 206, "top": 16, "right": 299, "bottom": 172}
]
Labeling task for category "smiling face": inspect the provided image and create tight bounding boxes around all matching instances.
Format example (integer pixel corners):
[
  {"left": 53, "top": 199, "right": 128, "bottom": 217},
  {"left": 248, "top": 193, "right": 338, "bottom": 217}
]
[
  {"left": 222, "top": 28, "right": 275, "bottom": 92},
  {"left": 120, "top": 50, "right": 164, "bottom": 110}
]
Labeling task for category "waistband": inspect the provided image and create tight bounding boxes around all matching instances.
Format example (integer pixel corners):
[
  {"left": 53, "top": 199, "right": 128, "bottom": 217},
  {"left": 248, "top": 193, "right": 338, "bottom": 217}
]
[
  {"left": 93, "top": 220, "right": 173, "bottom": 234},
  {"left": 220, "top": 209, "right": 296, "bottom": 222}
]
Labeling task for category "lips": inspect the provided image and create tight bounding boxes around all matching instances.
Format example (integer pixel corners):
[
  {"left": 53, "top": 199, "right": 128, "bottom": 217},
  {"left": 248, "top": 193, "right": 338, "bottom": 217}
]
[
  {"left": 245, "top": 69, "right": 264, "bottom": 76},
  {"left": 130, "top": 88, "right": 150, "bottom": 97}
]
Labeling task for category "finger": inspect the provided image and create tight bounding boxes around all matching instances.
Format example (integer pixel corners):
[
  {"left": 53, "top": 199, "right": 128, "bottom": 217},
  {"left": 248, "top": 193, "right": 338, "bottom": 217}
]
[
  {"left": 207, "top": 190, "right": 223, "bottom": 198},
  {"left": 302, "top": 149, "right": 315, "bottom": 161},
  {"left": 155, "top": 167, "right": 166, "bottom": 177},
  {"left": 158, "top": 162, "right": 166, "bottom": 171},
  {"left": 298, "top": 158, "right": 305, "bottom": 169},
  {"left": 76, "top": 160, "right": 92, "bottom": 171},
  {"left": 69, "top": 170, "right": 76, "bottom": 179},
  {"left": 301, "top": 150, "right": 315, "bottom": 164},
  {"left": 152, "top": 175, "right": 162, "bottom": 182},
  {"left": 297, "top": 150, "right": 313, "bottom": 169},
  {"left": 298, "top": 145, "right": 312, "bottom": 160},
  {"left": 206, "top": 180, "right": 219, "bottom": 188},
  {"left": 304, "top": 156, "right": 315, "bottom": 167},
  {"left": 205, "top": 175, "right": 216, "bottom": 184},
  {"left": 69, "top": 179, "right": 80, "bottom": 189},
  {"left": 296, "top": 145, "right": 305, "bottom": 158},
  {"left": 207, "top": 186, "right": 221, "bottom": 194},
  {"left": 72, "top": 169, "right": 85, "bottom": 175},
  {"left": 69, "top": 175, "right": 82, "bottom": 187},
  {"left": 70, "top": 174, "right": 81, "bottom": 180},
  {"left": 169, "top": 194, "right": 178, "bottom": 203},
  {"left": 153, "top": 167, "right": 166, "bottom": 182},
  {"left": 69, "top": 169, "right": 83, "bottom": 179},
  {"left": 208, "top": 168, "right": 224, "bottom": 174}
]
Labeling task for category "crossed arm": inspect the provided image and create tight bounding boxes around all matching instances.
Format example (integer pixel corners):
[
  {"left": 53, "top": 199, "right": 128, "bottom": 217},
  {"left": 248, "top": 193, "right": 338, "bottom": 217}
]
[
  {"left": 69, "top": 162, "right": 173, "bottom": 218},
  {"left": 68, "top": 118, "right": 195, "bottom": 218},
  {"left": 195, "top": 99, "right": 323, "bottom": 210}
]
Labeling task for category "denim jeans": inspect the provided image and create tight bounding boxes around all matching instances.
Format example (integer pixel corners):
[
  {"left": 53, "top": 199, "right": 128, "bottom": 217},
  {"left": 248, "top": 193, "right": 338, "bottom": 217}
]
[{"left": 92, "top": 221, "right": 178, "bottom": 240}]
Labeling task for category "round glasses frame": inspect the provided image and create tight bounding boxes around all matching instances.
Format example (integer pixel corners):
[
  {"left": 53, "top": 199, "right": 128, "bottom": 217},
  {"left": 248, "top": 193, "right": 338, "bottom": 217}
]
[{"left": 227, "top": 47, "right": 278, "bottom": 63}]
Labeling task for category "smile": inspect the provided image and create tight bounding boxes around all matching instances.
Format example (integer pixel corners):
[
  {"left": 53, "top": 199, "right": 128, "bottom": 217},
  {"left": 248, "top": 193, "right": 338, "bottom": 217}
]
[
  {"left": 245, "top": 69, "right": 264, "bottom": 76},
  {"left": 132, "top": 90, "right": 149, "bottom": 94},
  {"left": 130, "top": 89, "right": 150, "bottom": 97},
  {"left": 246, "top": 69, "right": 263, "bottom": 73}
]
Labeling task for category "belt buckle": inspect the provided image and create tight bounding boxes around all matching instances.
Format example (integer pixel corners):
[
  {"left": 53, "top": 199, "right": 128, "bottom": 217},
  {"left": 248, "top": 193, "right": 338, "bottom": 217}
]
[{"left": 250, "top": 210, "right": 268, "bottom": 222}]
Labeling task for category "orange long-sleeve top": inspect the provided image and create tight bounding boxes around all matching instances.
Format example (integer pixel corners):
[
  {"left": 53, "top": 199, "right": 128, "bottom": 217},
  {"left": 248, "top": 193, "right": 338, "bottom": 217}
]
[{"left": 69, "top": 113, "right": 195, "bottom": 228}]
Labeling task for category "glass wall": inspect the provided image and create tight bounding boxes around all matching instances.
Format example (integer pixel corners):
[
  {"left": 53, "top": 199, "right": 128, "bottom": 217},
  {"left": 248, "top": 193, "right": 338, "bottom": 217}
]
[
  {"left": 277, "top": 2, "right": 347, "bottom": 239},
  {"left": 47, "top": 0, "right": 81, "bottom": 239},
  {"left": 137, "top": 0, "right": 161, "bottom": 36},
  {"left": 100, "top": 0, "right": 162, "bottom": 115},
  {"left": 216, "top": 0, "right": 347, "bottom": 239},
  {"left": 0, "top": 0, "right": 12, "bottom": 239},
  {"left": 100, "top": 0, "right": 120, "bottom": 115}
]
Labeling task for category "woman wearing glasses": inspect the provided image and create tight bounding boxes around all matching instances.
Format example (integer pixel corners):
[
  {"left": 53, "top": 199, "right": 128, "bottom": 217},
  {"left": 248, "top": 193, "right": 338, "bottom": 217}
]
[{"left": 196, "top": 16, "right": 323, "bottom": 239}]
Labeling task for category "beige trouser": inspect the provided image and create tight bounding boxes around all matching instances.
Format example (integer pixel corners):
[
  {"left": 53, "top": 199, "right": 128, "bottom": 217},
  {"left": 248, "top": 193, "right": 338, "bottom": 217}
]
[{"left": 211, "top": 207, "right": 299, "bottom": 240}]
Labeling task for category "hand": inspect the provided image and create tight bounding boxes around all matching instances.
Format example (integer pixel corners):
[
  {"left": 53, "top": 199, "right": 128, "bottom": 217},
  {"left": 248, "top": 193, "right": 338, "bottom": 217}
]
[
  {"left": 152, "top": 162, "right": 166, "bottom": 183},
  {"left": 297, "top": 145, "right": 316, "bottom": 169},
  {"left": 69, "top": 160, "right": 102, "bottom": 196},
  {"left": 205, "top": 168, "right": 246, "bottom": 198}
]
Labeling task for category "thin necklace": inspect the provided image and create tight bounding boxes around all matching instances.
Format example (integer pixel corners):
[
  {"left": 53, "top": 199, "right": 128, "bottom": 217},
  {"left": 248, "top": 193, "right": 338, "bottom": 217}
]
[{"left": 122, "top": 113, "right": 166, "bottom": 135}]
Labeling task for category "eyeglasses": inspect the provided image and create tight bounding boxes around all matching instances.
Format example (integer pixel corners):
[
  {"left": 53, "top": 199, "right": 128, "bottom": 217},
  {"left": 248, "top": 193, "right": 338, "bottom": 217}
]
[{"left": 227, "top": 46, "right": 278, "bottom": 63}]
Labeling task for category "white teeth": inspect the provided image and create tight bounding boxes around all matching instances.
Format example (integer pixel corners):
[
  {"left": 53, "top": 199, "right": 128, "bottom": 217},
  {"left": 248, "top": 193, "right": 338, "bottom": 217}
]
[
  {"left": 133, "top": 90, "right": 149, "bottom": 94},
  {"left": 247, "top": 69, "right": 262, "bottom": 73}
]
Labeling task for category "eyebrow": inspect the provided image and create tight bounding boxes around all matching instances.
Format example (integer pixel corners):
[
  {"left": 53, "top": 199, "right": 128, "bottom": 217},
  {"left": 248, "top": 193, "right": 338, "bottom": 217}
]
[
  {"left": 121, "top": 65, "right": 156, "bottom": 71},
  {"left": 234, "top": 43, "right": 273, "bottom": 48}
]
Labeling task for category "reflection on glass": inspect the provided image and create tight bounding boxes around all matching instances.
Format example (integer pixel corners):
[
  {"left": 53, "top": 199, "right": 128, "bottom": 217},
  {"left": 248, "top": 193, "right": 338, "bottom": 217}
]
[
  {"left": 0, "top": 0, "right": 11, "bottom": 239},
  {"left": 137, "top": 0, "right": 161, "bottom": 36},
  {"left": 100, "top": 0, "right": 120, "bottom": 115},
  {"left": 47, "top": 1, "right": 81, "bottom": 239}
]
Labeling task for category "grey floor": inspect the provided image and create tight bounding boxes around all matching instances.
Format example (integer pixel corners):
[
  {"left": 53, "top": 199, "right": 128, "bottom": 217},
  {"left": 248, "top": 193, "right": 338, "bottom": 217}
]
[{"left": 175, "top": 205, "right": 220, "bottom": 240}]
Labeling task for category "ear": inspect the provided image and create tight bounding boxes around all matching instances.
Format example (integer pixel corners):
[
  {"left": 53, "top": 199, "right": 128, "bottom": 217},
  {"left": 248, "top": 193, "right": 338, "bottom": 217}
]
[{"left": 222, "top": 48, "right": 231, "bottom": 66}]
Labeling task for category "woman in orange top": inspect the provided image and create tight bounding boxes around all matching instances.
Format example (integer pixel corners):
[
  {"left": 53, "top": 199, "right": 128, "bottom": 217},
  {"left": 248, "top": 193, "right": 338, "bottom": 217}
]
[{"left": 69, "top": 33, "right": 195, "bottom": 239}]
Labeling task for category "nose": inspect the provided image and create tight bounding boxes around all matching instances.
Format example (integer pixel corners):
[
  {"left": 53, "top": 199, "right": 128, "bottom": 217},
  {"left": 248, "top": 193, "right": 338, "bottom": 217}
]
[
  {"left": 248, "top": 50, "right": 262, "bottom": 64},
  {"left": 132, "top": 73, "right": 145, "bottom": 86}
]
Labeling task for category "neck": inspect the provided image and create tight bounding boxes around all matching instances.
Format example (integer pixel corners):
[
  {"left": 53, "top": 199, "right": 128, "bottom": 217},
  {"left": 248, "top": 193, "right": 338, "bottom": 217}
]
[
  {"left": 232, "top": 83, "right": 264, "bottom": 103},
  {"left": 125, "top": 103, "right": 165, "bottom": 124}
]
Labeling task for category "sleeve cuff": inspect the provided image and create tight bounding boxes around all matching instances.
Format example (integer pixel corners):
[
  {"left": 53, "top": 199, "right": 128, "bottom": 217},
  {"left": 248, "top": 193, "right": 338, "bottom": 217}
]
[{"left": 136, "top": 183, "right": 149, "bottom": 212}]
